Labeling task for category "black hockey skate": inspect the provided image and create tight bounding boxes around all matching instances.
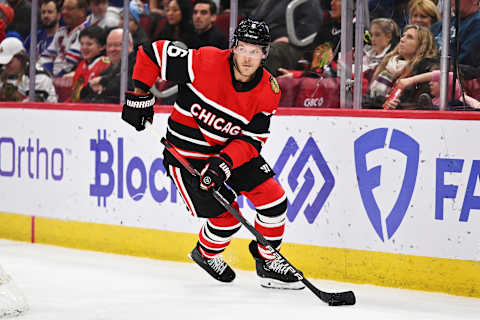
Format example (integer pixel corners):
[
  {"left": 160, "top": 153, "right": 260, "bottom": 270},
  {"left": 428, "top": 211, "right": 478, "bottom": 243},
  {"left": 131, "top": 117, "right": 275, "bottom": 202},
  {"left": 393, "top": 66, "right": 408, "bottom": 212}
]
[
  {"left": 188, "top": 244, "right": 235, "bottom": 283},
  {"left": 249, "top": 241, "right": 305, "bottom": 290}
]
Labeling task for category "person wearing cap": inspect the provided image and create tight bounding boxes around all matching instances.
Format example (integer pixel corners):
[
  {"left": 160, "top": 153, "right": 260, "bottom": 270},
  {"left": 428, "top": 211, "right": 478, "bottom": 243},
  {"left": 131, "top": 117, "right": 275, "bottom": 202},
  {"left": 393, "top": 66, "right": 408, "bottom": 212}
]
[
  {"left": 0, "top": 3, "right": 14, "bottom": 42},
  {"left": 119, "top": 0, "right": 150, "bottom": 53},
  {"left": 24, "top": 0, "right": 60, "bottom": 59},
  {"left": 0, "top": 37, "right": 57, "bottom": 102},
  {"left": 121, "top": 17, "right": 305, "bottom": 290},
  {"left": 5, "top": 0, "right": 31, "bottom": 41},
  {"left": 38, "top": 0, "right": 89, "bottom": 78}
]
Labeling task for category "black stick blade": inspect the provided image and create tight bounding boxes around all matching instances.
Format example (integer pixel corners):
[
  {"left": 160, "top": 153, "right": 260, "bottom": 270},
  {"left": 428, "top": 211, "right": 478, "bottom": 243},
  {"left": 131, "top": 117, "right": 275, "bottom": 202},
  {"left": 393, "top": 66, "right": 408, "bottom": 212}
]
[{"left": 326, "top": 291, "right": 356, "bottom": 306}]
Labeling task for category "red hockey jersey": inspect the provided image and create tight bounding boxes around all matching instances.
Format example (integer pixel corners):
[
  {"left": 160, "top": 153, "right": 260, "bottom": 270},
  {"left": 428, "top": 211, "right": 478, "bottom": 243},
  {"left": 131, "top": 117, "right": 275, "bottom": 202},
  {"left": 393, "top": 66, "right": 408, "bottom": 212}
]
[
  {"left": 133, "top": 41, "right": 281, "bottom": 169},
  {"left": 71, "top": 56, "right": 110, "bottom": 102}
]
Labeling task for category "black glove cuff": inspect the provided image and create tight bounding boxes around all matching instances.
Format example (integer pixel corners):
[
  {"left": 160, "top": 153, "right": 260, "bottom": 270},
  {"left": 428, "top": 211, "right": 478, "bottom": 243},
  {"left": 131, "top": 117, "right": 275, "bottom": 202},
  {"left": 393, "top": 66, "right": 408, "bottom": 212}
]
[
  {"left": 124, "top": 91, "right": 155, "bottom": 109},
  {"left": 122, "top": 91, "right": 155, "bottom": 131}
]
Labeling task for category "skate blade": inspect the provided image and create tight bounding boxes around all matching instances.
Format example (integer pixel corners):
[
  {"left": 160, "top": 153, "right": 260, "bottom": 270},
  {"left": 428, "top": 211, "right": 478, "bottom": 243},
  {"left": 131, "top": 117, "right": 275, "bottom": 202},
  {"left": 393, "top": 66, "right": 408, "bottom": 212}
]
[{"left": 258, "top": 278, "right": 305, "bottom": 290}]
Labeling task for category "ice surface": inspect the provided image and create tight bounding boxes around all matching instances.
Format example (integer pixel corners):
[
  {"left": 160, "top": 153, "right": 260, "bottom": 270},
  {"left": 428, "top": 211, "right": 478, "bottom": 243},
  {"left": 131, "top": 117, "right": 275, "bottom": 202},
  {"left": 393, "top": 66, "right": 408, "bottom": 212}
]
[{"left": 1, "top": 239, "right": 478, "bottom": 320}]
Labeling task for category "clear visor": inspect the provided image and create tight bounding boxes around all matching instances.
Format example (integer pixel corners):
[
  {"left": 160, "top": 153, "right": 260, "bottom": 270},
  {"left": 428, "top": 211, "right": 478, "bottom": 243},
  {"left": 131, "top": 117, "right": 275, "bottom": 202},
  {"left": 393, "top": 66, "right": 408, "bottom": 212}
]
[{"left": 233, "top": 42, "right": 267, "bottom": 59}]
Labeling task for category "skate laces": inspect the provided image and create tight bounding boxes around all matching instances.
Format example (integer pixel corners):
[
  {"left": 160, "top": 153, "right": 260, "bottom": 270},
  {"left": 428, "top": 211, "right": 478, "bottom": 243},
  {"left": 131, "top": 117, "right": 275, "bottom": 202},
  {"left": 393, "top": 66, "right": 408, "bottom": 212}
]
[
  {"left": 207, "top": 255, "right": 228, "bottom": 274},
  {"left": 265, "top": 258, "right": 291, "bottom": 275}
]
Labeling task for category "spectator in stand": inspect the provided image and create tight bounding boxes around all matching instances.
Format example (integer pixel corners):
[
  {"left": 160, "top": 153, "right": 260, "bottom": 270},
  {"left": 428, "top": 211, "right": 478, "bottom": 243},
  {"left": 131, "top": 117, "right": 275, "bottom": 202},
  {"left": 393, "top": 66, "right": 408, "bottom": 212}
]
[
  {"left": 408, "top": 0, "right": 440, "bottom": 28},
  {"left": 119, "top": 1, "right": 150, "bottom": 52},
  {"left": 80, "top": 28, "right": 135, "bottom": 103},
  {"left": 38, "top": 0, "right": 89, "bottom": 78},
  {"left": 277, "top": 16, "right": 397, "bottom": 82},
  {"left": 364, "top": 24, "right": 439, "bottom": 109},
  {"left": 144, "top": 0, "right": 169, "bottom": 39},
  {"left": 396, "top": 69, "right": 480, "bottom": 109},
  {"left": 193, "top": 0, "right": 228, "bottom": 49},
  {"left": 86, "top": 0, "right": 121, "bottom": 29},
  {"left": 0, "top": 37, "right": 57, "bottom": 102},
  {"left": 0, "top": 4, "right": 14, "bottom": 42},
  {"left": 71, "top": 25, "right": 110, "bottom": 102},
  {"left": 271, "top": 0, "right": 340, "bottom": 77},
  {"left": 153, "top": 0, "right": 200, "bottom": 49},
  {"left": 149, "top": 0, "right": 169, "bottom": 18},
  {"left": 5, "top": 0, "right": 31, "bottom": 41},
  {"left": 255, "top": 0, "right": 322, "bottom": 77},
  {"left": 362, "top": 18, "right": 400, "bottom": 82},
  {"left": 24, "top": 0, "right": 60, "bottom": 59},
  {"left": 432, "top": 0, "right": 480, "bottom": 77},
  {"left": 369, "top": 0, "right": 410, "bottom": 30}
]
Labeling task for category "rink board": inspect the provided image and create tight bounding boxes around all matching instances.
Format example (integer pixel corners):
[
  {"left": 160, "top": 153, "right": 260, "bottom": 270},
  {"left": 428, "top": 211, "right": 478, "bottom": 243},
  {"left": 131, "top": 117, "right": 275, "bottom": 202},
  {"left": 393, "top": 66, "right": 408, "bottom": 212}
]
[{"left": 1, "top": 103, "right": 480, "bottom": 298}]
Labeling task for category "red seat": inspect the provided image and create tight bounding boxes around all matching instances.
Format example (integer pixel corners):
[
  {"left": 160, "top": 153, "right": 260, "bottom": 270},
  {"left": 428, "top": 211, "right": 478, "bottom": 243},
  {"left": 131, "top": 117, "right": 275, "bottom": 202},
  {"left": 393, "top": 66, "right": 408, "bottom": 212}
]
[
  {"left": 139, "top": 15, "right": 167, "bottom": 40},
  {"left": 53, "top": 76, "right": 73, "bottom": 102},
  {"left": 464, "top": 78, "right": 480, "bottom": 101},
  {"left": 278, "top": 76, "right": 369, "bottom": 108},
  {"left": 277, "top": 77, "right": 341, "bottom": 108}
]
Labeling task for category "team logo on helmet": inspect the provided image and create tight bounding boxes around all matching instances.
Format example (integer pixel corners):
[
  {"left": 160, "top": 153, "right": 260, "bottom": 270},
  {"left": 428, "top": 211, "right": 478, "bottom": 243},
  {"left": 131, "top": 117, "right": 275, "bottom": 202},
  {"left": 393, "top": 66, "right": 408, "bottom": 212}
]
[{"left": 270, "top": 76, "right": 280, "bottom": 94}]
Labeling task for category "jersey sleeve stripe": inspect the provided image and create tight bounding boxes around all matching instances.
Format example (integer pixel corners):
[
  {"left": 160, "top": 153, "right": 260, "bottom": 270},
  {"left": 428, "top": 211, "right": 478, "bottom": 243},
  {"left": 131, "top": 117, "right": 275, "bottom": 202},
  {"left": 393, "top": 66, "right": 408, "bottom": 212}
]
[
  {"left": 187, "top": 83, "right": 249, "bottom": 125},
  {"left": 152, "top": 42, "right": 162, "bottom": 69},
  {"left": 160, "top": 40, "right": 170, "bottom": 80},
  {"left": 188, "top": 50, "right": 195, "bottom": 83}
]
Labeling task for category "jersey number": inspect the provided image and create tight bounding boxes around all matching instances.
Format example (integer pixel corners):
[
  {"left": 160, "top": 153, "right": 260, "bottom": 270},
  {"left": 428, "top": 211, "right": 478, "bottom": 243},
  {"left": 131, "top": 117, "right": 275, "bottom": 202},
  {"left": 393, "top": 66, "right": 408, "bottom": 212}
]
[{"left": 167, "top": 45, "right": 188, "bottom": 58}]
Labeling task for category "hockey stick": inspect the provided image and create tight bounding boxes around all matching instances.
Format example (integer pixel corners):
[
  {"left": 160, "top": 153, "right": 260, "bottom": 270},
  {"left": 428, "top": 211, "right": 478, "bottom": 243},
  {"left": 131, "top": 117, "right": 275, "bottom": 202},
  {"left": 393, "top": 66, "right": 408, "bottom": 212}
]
[{"left": 145, "top": 123, "right": 355, "bottom": 306}]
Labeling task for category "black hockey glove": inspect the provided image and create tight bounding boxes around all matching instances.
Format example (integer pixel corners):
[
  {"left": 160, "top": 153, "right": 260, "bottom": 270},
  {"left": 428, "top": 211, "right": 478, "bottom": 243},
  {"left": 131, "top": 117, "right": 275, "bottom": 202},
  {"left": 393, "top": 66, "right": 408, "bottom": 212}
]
[
  {"left": 199, "top": 155, "right": 233, "bottom": 192},
  {"left": 121, "top": 91, "right": 155, "bottom": 131}
]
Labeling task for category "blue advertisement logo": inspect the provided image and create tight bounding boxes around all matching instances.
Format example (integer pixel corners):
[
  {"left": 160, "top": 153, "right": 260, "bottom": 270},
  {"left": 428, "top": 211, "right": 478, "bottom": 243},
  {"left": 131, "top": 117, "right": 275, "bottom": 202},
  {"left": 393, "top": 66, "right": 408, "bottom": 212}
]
[
  {"left": 89, "top": 132, "right": 335, "bottom": 222},
  {"left": 89, "top": 129, "right": 177, "bottom": 207},
  {"left": 354, "top": 128, "right": 419, "bottom": 241},
  {"left": 0, "top": 136, "right": 64, "bottom": 181},
  {"left": 273, "top": 137, "right": 335, "bottom": 224},
  {"left": 436, "top": 158, "right": 480, "bottom": 222}
]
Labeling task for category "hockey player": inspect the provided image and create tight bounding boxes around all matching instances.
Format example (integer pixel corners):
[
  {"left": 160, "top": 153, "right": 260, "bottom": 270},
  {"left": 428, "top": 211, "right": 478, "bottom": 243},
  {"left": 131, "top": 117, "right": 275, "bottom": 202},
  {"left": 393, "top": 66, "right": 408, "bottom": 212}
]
[{"left": 121, "top": 17, "right": 304, "bottom": 290}]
